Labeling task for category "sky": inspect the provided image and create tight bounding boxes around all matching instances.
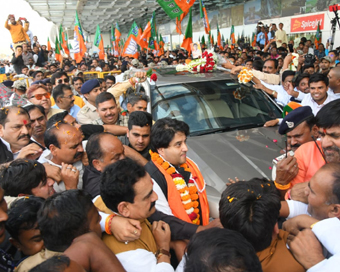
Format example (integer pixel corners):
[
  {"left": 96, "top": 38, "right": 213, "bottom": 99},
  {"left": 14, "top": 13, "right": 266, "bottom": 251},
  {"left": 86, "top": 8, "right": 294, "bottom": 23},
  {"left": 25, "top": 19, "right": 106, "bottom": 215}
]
[{"left": 0, "top": 0, "right": 55, "bottom": 59}]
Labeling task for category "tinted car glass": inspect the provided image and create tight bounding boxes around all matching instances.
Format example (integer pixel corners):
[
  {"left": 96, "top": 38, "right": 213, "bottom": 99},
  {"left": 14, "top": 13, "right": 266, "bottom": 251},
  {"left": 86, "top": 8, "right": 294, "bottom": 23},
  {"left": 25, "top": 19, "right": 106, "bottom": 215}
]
[{"left": 151, "top": 80, "right": 282, "bottom": 134}]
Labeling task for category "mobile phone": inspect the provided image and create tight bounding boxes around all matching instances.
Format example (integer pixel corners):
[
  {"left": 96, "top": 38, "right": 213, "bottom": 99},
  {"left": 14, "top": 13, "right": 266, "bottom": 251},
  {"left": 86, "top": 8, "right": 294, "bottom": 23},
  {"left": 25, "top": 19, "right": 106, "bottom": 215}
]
[{"left": 288, "top": 44, "right": 294, "bottom": 53}]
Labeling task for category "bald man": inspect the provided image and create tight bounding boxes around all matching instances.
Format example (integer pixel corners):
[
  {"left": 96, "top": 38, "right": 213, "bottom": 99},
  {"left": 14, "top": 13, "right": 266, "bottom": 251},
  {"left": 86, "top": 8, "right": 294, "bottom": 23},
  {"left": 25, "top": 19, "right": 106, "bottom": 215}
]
[
  {"left": 328, "top": 67, "right": 340, "bottom": 99},
  {"left": 83, "top": 132, "right": 125, "bottom": 199}
]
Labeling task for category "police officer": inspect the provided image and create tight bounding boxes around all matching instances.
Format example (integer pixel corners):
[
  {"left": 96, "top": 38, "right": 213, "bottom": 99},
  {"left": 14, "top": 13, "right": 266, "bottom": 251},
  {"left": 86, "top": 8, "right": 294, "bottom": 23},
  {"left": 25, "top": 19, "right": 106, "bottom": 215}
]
[{"left": 77, "top": 79, "right": 103, "bottom": 125}]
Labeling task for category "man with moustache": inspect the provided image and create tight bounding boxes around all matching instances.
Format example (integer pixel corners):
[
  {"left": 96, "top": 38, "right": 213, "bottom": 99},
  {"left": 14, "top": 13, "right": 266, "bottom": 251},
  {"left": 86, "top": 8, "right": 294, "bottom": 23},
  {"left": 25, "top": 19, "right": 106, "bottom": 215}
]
[
  {"left": 52, "top": 84, "right": 81, "bottom": 119},
  {"left": 276, "top": 100, "right": 340, "bottom": 198},
  {"left": 280, "top": 163, "right": 340, "bottom": 272},
  {"left": 273, "top": 106, "right": 318, "bottom": 198},
  {"left": 91, "top": 92, "right": 129, "bottom": 127},
  {"left": 25, "top": 105, "right": 47, "bottom": 148},
  {"left": 99, "top": 158, "right": 174, "bottom": 272},
  {"left": 38, "top": 122, "right": 84, "bottom": 193},
  {"left": 0, "top": 106, "right": 43, "bottom": 164}
]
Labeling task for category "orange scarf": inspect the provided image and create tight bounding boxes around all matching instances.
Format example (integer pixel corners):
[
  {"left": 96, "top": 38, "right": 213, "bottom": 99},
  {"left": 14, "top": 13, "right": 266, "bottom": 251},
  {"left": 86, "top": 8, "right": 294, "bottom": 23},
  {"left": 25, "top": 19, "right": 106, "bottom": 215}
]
[{"left": 153, "top": 158, "right": 210, "bottom": 226}]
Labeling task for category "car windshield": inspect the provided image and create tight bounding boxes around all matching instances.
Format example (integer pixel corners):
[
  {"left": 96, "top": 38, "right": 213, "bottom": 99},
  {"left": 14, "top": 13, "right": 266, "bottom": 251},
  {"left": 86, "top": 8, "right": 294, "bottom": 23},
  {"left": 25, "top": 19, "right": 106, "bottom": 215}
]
[{"left": 151, "top": 79, "right": 282, "bottom": 135}]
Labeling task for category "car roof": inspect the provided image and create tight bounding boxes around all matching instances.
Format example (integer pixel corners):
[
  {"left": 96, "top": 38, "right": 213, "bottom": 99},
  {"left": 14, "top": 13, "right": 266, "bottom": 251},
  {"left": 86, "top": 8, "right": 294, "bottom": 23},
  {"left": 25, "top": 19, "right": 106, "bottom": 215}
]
[{"left": 147, "top": 67, "right": 239, "bottom": 86}]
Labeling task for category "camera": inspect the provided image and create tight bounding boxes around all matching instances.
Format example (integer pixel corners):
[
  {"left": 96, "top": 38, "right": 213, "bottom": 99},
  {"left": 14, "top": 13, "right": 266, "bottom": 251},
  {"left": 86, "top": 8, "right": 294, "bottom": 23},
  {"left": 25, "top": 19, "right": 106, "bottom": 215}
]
[{"left": 304, "top": 54, "right": 316, "bottom": 66}]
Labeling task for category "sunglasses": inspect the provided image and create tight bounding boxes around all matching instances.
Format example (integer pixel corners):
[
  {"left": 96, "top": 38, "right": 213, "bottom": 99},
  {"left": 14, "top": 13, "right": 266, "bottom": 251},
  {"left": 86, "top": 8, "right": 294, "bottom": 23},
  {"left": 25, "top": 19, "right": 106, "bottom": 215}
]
[
  {"left": 30, "top": 93, "right": 51, "bottom": 100},
  {"left": 57, "top": 78, "right": 69, "bottom": 84}
]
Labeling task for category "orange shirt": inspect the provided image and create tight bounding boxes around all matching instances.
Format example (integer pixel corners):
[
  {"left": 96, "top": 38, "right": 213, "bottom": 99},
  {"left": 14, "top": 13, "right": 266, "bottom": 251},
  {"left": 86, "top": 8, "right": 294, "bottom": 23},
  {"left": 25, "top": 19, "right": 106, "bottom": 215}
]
[
  {"left": 257, "top": 230, "right": 305, "bottom": 272},
  {"left": 291, "top": 141, "right": 326, "bottom": 187},
  {"left": 5, "top": 21, "right": 29, "bottom": 43}
]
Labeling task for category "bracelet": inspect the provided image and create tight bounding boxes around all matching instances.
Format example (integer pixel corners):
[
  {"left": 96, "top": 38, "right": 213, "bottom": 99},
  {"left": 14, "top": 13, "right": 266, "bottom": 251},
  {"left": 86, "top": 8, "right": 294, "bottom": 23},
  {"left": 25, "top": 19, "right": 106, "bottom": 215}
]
[
  {"left": 310, "top": 222, "right": 318, "bottom": 229},
  {"left": 155, "top": 249, "right": 171, "bottom": 260},
  {"left": 105, "top": 214, "right": 117, "bottom": 235},
  {"left": 128, "top": 77, "right": 135, "bottom": 86},
  {"left": 274, "top": 180, "right": 291, "bottom": 190},
  {"left": 272, "top": 90, "right": 276, "bottom": 96}
]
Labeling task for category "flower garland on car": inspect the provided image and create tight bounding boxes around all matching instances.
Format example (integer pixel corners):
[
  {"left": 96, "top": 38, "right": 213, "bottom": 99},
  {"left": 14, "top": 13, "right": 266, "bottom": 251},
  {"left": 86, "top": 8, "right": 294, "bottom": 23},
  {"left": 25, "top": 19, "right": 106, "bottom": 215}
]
[
  {"left": 237, "top": 67, "right": 253, "bottom": 84},
  {"left": 150, "top": 150, "right": 201, "bottom": 225},
  {"left": 176, "top": 49, "right": 217, "bottom": 74}
]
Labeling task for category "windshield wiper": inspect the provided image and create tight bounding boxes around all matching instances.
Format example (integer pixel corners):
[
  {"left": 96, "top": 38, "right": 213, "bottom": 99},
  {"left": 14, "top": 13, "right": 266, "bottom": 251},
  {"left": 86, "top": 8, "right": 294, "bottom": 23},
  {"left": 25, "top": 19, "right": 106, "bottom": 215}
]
[
  {"left": 190, "top": 127, "right": 232, "bottom": 136},
  {"left": 228, "top": 123, "right": 265, "bottom": 130}
]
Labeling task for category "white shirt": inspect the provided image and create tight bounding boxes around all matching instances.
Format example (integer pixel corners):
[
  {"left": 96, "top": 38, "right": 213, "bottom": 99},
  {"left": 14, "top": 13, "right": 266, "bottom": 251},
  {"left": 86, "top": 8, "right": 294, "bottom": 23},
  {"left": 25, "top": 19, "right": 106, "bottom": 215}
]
[
  {"left": 301, "top": 92, "right": 336, "bottom": 115},
  {"left": 286, "top": 200, "right": 309, "bottom": 219},
  {"left": 38, "top": 149, "right": 84, "bottom": 193},
  {"left": 116, "top": 249, "right": 174, "bottom": 272},
  {"left": 153, "top": 179, "right": 174, "bottom": 216},
  {"left": 308, "top": 218, "right": 340, "bottom": 272},
  {"left": 26, "top": 30, "right": 33, "bottom": 43},
  {"left": 294, "top": 87, "right": 307, "bottom": 102},
  {"left": 261, "top": 81, "right": 291, "bottom": 106},
  {"left": 33, "top": 54, "right": 38, "bottom": 64}
]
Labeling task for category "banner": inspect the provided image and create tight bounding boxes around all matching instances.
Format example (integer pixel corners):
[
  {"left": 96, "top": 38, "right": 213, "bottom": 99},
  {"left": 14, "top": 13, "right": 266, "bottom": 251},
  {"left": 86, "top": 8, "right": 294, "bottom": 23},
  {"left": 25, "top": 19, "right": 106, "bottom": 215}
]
[{"left": 290, "top": 14, "right": 324, "bottom": 33}]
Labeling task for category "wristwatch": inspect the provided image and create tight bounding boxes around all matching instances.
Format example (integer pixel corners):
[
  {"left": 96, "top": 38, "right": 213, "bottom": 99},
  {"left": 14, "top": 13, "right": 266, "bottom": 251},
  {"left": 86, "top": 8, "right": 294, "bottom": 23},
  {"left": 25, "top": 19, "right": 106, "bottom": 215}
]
[
  {"left": 155, "top": 249, "right": 171, "bottom": 259},
  {"left": 272, "top": 90, "right": 276, "bottom": 96}
]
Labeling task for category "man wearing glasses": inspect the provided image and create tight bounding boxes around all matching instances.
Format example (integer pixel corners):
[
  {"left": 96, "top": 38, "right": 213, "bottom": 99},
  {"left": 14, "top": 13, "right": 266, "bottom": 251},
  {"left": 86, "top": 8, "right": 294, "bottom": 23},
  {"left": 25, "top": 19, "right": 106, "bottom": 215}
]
[
  {"left": 50, "top": 72, "right": 85, "bottom": 109},
  {"left": 27, "top": 84, "right": 63, "bottom": 119},
  {"left": 51, "top": 84, "right": 81, "bottom": 119}
]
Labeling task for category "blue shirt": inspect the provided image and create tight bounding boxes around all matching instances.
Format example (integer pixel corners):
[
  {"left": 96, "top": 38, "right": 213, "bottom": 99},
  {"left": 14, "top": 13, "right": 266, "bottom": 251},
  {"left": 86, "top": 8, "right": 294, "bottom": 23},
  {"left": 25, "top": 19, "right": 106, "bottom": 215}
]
[
  {"left": 257, "top": 32, "right": 266, "bottom": 45},
  {"left": 52, "top": 104, "right": 81, "bottom": 119}
]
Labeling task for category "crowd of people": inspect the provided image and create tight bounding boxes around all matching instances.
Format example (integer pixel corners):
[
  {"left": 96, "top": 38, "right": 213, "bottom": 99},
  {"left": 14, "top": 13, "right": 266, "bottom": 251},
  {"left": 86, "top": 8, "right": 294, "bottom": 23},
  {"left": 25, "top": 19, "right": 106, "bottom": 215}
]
[{"left": 0, "top": 14, "right": 339, "bottom": 272}]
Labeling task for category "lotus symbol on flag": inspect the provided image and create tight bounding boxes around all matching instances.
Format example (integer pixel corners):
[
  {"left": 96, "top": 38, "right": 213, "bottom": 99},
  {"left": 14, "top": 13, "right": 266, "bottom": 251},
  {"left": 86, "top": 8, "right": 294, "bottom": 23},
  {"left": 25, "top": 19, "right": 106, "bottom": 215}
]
[
  {"left": 125, "top": 38, "right": 138, "bottom": 55},
  {"left": 292, "top": 20, "right": 301, "bottom": 31}
]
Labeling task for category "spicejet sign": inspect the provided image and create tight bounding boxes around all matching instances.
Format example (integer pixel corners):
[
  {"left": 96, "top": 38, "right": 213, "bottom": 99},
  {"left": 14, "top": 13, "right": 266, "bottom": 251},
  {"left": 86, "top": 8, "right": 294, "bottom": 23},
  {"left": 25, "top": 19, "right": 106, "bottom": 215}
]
[{"left": 290, "top": 14, "right": 324, "bottom": 32}]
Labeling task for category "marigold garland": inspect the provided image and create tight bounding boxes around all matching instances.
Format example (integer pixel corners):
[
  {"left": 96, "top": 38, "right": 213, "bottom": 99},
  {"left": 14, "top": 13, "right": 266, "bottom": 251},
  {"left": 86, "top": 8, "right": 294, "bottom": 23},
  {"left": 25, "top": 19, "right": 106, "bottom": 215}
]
[{"left": 150, "top": 150, "right": 201, "bottom": 225}]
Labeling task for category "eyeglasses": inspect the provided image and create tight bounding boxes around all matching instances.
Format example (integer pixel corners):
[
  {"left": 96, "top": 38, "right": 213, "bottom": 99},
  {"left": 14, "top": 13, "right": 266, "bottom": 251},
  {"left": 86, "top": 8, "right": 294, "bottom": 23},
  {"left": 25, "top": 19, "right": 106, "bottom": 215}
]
[
  {"left": 30, "top": 93, "right": 51, "bottom": 100},
  {"left": 57, "top": 78, "right": 69, "bottom": 84}
]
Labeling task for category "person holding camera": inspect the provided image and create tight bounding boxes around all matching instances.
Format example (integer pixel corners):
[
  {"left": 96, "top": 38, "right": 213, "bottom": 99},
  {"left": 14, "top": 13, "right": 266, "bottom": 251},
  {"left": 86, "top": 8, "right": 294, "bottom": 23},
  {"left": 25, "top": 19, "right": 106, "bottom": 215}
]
[{"left": 5, "top": 15, "right": 30, "bottom": 47}]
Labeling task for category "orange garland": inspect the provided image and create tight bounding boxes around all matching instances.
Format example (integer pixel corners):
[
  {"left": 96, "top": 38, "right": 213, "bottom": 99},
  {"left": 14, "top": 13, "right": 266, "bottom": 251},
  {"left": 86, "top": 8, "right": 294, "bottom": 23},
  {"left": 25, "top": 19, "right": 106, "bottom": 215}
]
[{"left": 150, "top": 150, "right": 201, "bottom": 225}]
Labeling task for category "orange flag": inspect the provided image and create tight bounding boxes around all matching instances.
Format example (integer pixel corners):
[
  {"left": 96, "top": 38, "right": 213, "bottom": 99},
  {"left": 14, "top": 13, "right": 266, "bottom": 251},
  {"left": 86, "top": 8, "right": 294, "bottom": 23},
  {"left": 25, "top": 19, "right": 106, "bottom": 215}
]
[
  {"left": 181, "top": 8, "right": 192, "bottom": 56},
  {"left": 74, "top": 11, "right": 86, "bottom": 63}
]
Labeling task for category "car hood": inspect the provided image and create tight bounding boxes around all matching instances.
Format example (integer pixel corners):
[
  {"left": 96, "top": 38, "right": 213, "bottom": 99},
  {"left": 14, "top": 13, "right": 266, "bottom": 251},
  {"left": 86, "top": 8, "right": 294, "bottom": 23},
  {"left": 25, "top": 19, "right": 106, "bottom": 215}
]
[{"left": 187, "top": 127, "right": 285, "bottom": 194}]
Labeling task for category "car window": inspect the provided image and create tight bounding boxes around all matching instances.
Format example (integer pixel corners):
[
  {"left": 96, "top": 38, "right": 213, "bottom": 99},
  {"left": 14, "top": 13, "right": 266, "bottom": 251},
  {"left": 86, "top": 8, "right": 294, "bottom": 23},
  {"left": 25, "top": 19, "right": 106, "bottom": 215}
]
[{"left": 152, "top": 80, "right": 281, "bottom": 134}]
